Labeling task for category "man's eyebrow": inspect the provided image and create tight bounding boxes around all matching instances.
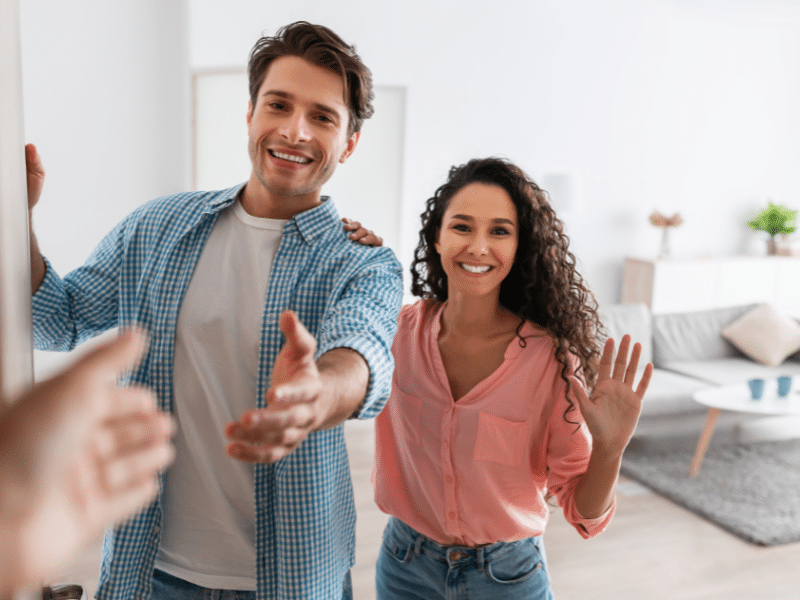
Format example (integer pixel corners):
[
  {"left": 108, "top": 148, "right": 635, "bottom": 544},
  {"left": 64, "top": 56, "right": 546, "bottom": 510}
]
[
  {"left": 450, "top": 214, "right": 515, "bottom": 226},
  {"left": 262, "top": 90, "right": 340, "bottom": 117}
]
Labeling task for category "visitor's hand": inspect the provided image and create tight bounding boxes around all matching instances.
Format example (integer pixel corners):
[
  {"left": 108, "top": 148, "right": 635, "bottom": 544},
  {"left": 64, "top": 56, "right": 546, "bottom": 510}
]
[
  {"left": 225, "top": 311, "right": 328, "bottom": 464},
  {"left": 342, "top": 218, "right": 383, "bottom": 246},
  {"left": 0, "top": 329, "right": 175, "bottom": 593},
  {"left": 25, "top": 143, "right": 45, "bottom": 211},
  {"left": 570, "top": 335, "right": 653, "bottom": 455}
]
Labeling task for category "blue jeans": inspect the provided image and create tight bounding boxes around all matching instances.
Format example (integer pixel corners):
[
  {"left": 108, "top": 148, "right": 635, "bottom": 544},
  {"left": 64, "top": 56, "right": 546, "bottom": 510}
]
[
  {"left": 376, "top": 517, "right": 554, "bottom": 600},
  {"left": 151, "top": 568, "right": 353, "bottom": 600}
]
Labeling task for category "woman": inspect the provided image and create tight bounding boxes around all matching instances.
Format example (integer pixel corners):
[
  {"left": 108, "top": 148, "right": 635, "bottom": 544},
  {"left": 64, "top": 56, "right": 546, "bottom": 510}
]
[{"left": 360, "top": 157, "right": 652, "bottom": 599}]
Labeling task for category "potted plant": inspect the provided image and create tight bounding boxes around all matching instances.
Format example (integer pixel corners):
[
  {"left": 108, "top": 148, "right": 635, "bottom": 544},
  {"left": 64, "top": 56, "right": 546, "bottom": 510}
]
[{"left": 748, "top": 202, "right": 798, "bottom": 255}]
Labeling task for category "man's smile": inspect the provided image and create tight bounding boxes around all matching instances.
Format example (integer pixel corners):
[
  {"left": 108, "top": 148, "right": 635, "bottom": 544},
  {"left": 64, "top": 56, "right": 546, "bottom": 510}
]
[{"left": 269, "top": 149, "right": 313, "bottom": 164}]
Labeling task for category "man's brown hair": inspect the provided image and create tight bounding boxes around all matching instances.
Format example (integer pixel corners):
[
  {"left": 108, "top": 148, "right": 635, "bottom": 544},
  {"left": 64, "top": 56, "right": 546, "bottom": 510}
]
[{"left": 248, "top": 21, "right": 374, "bottom": 136}]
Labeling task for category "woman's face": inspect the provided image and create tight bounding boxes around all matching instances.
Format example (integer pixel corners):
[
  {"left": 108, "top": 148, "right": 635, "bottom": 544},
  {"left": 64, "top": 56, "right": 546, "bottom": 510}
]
[{"left": 435, "top": 182, "right": 519, "bottom": 300}]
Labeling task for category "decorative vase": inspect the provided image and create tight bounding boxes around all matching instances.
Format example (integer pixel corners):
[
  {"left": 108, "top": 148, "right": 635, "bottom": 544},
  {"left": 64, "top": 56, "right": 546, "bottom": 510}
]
[
  {"left": 767, "top": 236, "right": 777, "bottom": 255},
  {"left": 658, "top": 228, "right": 671, "bottom": 258}
]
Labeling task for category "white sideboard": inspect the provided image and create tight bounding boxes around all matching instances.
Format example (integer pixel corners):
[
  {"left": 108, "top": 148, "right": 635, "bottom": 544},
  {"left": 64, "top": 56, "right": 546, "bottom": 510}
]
[{"left": 621, "top": 256, "right": 800, "bottom": 316}]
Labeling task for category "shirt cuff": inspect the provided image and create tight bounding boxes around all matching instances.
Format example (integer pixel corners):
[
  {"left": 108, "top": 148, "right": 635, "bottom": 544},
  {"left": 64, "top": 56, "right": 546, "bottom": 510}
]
[
  {"left": 31, "top": 257, "right": 70, "bottom": 349},
  {"left": 572, "top": 501, "right": 616, "bottom": 539},
  {"left": 317, "top": 334, "right": 394, "bottom": 420}
]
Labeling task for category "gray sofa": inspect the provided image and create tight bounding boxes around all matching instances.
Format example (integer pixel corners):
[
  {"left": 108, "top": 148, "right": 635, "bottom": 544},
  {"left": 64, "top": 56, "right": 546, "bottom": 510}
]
[{"left": 599, "top": 303, "right": 800, "bottom": 419}]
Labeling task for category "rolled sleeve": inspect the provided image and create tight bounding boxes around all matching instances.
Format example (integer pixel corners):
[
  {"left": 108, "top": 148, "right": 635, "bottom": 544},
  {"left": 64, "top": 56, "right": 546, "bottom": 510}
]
[
  {"left": 32, "top": 219, "right": 126, "bottom": 351},
  {"left": 316, "top": 248, "right": 403, "bottom": 419},
  {"left": 546, "top": 387, "right": 616, "bottom": 539},
  {"left": 32, "top": 256, "right": 76, "bottom": 350}
]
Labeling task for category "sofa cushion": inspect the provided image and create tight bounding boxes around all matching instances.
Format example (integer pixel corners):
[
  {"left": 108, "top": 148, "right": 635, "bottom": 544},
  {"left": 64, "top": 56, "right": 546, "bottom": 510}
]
[
  {"left": 659, "top": 357, "right": 800, "bottom": 386},
  {"left": 651, "top": 304, "right": 756, "bottom": 366},
  {"left": 638, "top": 367, "right": 712, "bottom": 417},
  {"left": 598, "top": 303, "right": 652, "bottom": 365},
  {"left": 720, "top": 303, "right": 800, "bottom": 367}
]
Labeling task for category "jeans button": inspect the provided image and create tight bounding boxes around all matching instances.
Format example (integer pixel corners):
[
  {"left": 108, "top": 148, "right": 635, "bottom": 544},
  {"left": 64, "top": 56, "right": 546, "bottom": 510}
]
[{"left": 449, "top": 551, "right": 463, "bottom": 561}]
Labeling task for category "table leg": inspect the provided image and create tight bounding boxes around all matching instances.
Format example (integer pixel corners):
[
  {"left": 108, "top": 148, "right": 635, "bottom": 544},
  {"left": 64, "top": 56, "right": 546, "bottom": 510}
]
[{"left": 689, "top": 407, "right": 721, "bottom": 477}]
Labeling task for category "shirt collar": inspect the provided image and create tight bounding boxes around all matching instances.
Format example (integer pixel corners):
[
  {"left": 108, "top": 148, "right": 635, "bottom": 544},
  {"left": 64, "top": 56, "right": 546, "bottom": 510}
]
[
  {"left": 208, "top": 183, "right": 245, "bottom": 211},
  {"left": 207, "top": 186, "right": 339, "bottom": 245},
  {"left": 290, "top": 196, "right": 340, "bottom": 245}
]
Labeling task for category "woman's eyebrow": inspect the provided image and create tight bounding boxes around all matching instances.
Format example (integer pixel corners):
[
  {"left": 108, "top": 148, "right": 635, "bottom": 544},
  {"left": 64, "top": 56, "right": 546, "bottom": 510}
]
[{"left": 450, "top": 214, "right": 515, "bottom": 226}]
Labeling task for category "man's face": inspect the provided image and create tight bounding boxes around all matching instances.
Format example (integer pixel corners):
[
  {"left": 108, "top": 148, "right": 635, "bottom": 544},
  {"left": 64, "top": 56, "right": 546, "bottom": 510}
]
[{"left": 246, "top": 55, "right": 359, "bottom": 208}]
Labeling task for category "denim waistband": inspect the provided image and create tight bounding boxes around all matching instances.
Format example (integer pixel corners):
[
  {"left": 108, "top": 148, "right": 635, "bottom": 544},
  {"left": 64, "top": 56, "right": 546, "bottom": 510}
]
[{"left": 386, "top": 517, "right": 540, "bottom": 567}]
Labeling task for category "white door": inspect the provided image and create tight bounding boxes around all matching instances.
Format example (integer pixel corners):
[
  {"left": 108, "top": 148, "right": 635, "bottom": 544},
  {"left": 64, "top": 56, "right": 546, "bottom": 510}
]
[{"left": 0, "top": 0, "right": 34, "bottom": 401}]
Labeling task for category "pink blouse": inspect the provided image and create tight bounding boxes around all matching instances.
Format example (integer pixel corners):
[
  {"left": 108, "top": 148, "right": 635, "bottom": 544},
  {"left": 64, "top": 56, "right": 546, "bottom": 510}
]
[{"left": 373, "top": 300, "right": 614, "bottom": 546}]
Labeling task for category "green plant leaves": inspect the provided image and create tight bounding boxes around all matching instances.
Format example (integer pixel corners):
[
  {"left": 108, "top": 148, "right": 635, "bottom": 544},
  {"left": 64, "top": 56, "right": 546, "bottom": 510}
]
[{"left": 748, "top": 202, "right": 798, "bottom": 237}]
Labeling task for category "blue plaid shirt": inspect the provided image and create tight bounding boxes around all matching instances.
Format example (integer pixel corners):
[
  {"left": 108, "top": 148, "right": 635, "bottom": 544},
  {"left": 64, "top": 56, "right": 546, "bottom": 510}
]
[{"left": 32, "top": 184, "right": 403, "bottom": 600}]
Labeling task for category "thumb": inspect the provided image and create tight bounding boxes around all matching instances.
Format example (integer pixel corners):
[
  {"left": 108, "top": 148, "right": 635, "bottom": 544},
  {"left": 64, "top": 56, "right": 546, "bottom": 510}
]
[
  {"left": 279, "top": 310, "right": 316, "bottom": 359},
  {"left": 76, "top": 328, "right": 150, "bottom": 381}
]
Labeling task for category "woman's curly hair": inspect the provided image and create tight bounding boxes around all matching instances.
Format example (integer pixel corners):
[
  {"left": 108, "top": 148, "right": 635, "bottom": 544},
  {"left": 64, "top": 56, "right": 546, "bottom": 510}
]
[{"left": 410, "top": 157, "right": 603, "bottom": 420}]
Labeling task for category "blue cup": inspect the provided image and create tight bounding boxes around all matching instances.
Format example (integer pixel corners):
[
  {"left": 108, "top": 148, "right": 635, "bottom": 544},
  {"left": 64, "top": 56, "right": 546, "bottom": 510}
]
[
  {"left": 748, "top": 378, "right": 765, "bottom": 400},
  {"left": 777, "top": 375, "right": 792, "bottom": 398}
]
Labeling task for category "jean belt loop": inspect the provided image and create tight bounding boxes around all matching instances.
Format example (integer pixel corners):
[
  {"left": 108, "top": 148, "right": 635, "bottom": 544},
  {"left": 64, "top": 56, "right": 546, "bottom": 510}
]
[
  {"left": 476, "top": 547, "right": 486, "bottom": 570},
  {"left": 413, "top": 532, "right": 425, "bottom": 556}
]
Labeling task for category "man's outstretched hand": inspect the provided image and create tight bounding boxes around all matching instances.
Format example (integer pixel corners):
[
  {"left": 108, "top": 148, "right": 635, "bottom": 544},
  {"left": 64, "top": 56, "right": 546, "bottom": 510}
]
[{"left": 225, "top": 311, "right": 331, "bottom": 464}]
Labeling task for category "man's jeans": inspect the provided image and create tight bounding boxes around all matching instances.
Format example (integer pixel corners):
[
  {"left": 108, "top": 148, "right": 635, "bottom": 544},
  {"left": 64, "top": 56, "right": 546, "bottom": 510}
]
[
  {"left": 376, "top": 517, "right": 554, "bottom": 600},
  {"left": 152, "top": 568, "right": 353, "bottom": 600}
]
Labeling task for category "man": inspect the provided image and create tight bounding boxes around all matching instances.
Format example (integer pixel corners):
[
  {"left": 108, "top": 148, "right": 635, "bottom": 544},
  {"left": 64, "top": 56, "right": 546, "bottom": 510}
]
[
  {"left": 0, "top": 330, "right": 174, "bottom": 596},
  {"left": 27, "top": 21, "right": 402, "bottom": 600}
]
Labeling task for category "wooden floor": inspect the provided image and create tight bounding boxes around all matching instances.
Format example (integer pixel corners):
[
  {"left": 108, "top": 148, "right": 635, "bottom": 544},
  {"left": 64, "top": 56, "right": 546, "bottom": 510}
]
[{"left": 52, "top": 418, "right": 799, "bottom": 600}]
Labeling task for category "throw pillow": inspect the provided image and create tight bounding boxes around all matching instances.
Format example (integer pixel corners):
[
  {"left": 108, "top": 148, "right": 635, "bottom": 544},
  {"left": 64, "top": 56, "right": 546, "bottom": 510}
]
[{"left": 720, "top": 303, "right": 800, "bottom": 367}]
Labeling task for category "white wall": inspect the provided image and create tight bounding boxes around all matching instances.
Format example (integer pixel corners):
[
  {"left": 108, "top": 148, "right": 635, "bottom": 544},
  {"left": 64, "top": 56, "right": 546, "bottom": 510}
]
[
  {"left": 190, "top": 0, "right": 800, "bottom": 305},
  {"left": 18, "top": 0, "right": 800, "bottom": 310},
  {"left": 20, "top": 0, "right": 190, "bottom": 377},
  {"left": 21, "top": 0, "right": 191, "bottom": 276}
]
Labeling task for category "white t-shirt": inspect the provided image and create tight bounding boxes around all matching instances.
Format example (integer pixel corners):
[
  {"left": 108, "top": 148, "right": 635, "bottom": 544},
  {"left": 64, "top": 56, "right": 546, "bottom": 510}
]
[{"left": 154, "top": 198, "right": 286, "bottom": 590}]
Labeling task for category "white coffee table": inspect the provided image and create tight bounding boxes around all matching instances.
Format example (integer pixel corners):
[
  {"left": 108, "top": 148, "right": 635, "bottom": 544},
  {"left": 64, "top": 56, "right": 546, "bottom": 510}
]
[{"left": 690, "top": 381, "right": 800, "bottom": 477}]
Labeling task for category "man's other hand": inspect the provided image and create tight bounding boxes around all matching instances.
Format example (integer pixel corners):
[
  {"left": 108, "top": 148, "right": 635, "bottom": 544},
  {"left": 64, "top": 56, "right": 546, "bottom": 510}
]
[{"left": 25, "top": 143, "right": 45, "bottom": 211}]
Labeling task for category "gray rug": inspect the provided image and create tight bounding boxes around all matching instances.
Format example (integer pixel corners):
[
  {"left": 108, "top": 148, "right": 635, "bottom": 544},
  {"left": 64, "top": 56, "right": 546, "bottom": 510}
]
[{"left": 620, "top": 437, "right": 800, "bottom": 546}]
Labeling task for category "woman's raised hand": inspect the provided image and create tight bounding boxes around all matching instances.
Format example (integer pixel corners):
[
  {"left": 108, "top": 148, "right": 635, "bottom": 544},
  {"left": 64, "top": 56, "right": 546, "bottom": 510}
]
[{"left": 570, "top": 335, "right": 653, "bottom": 455}]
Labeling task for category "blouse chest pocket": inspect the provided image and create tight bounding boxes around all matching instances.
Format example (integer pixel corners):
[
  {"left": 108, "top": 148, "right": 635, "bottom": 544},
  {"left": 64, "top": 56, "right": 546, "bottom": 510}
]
[{"left": 473, "top": 412, "right": 530, "bottom": 467}]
